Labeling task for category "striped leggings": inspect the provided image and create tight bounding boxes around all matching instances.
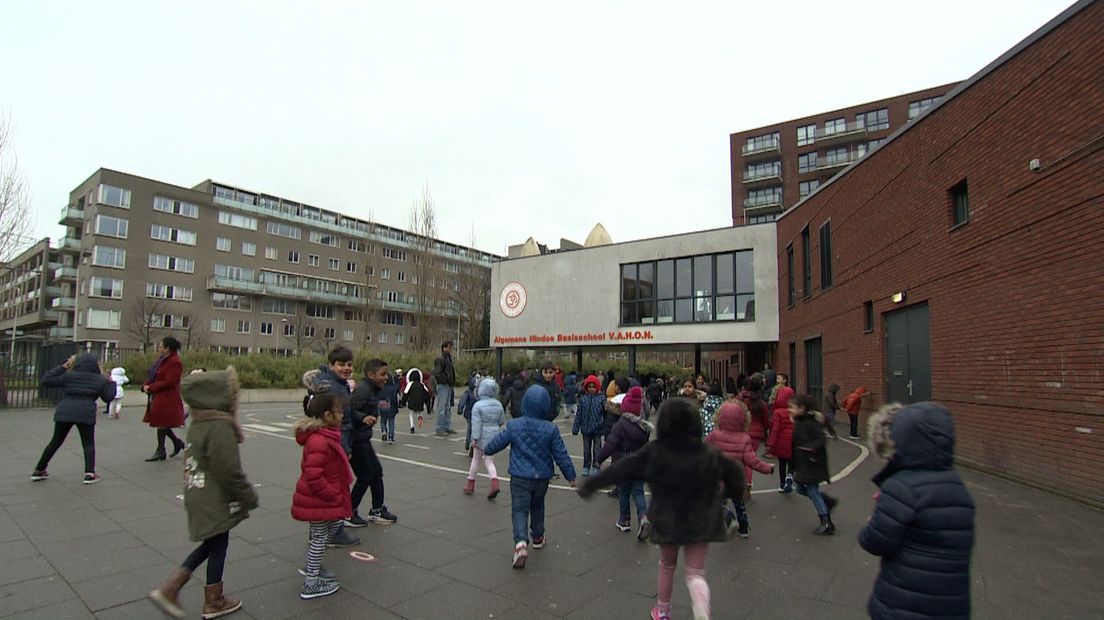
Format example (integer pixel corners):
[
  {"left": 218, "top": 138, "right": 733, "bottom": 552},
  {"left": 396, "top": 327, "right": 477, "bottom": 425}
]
[{"left": 305, "top": 520, "right": 341, "bottom": 580}]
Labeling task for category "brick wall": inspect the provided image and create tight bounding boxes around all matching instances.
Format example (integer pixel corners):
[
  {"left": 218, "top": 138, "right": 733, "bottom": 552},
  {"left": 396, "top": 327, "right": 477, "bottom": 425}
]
[{"left": 775, "top": 1, "right": 1104, "bottom": 506}]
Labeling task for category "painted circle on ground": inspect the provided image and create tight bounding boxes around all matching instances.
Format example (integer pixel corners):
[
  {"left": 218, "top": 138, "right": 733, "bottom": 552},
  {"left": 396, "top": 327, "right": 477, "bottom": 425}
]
[
  {"left": 499, "top": 281, "right": 527, "bottom": 318},
  {"left": 349, "top": 551, "right": 377, "bottom": 562}
]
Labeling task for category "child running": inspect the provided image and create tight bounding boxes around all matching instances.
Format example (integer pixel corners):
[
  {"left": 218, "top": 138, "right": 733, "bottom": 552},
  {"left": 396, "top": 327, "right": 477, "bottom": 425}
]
[
  {"left": 789, "top": 394, "right": 837, "bottom": 535},
  {"left": 580, "top": 398, "right": 747, "bottom": 620},
  {"left": 706, "top": 401, "right": 774, "bottom": 538},
  {"left": 292, "top": 393, "right": 353, "bottom": 600},
  {"left": 572, "top": 375, "right": 606, "bottom": 476},
  {"left": 402, "top": 368, "right": 430, "bottom": 433},
  {"left": 465, "top": 377, "right": 505, "bottom": 499},
  {"left": 594, "top": 385, "right": 653, "bottom": 540},
  {"left": 148, "top": 368, "right": 257, "bottom": 619},
  {"left": 483, "top": 385, "right": 576, "bottom": 569},
  {"left": 766, "top": 380, "right": 796, "bottom": 493},
  {"left": 107, "top": 366, "right": 129, "bottom": 419}
]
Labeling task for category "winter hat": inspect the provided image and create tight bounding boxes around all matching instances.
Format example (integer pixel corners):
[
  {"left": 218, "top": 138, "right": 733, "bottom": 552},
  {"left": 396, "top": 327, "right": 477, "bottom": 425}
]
[
  {"left": 582, "top": 374, "right": 601, "bottom": 391},
  {"left": 621, "top": 386, "right": 643, "bottom": 415}
]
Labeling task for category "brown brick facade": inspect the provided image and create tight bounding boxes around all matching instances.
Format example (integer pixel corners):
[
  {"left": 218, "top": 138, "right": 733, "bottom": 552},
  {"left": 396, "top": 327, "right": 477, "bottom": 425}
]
[{"left": 775, "top": 0, "right": 1104, "bottom": 506}]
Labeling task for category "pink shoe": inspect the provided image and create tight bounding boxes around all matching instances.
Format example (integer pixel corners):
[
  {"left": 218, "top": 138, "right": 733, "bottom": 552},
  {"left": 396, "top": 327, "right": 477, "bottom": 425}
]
[{"left": 651, "top": 607, "right": 670, "bottom": 620}]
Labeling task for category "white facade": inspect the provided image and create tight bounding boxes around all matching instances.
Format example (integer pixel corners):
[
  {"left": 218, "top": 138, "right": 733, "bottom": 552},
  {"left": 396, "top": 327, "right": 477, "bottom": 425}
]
[{"left": 490, "top": 224, "right": 778, "bottom": 349}]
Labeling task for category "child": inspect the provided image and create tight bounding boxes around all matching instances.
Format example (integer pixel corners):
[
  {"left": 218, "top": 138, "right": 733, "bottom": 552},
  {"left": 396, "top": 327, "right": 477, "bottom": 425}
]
[
  {"left": 789, "top": 394, "right": 837, "bottom": 535},
  {"left": 483, "top": 386, "right": 576, "bottom": 569},
  {"left": 766, "top": 380, "right": 795, "bottom": 493},
  {"left": 572, "top": 375, "right": 606, "bottom": 476},
  {"left": 458, "top": 373, "right": 481, "bottom": 451},
  {"left": 580, "top": 398, "right": 746, "bottom": 620},
  {"left": 594, "top": 385, "right": 653, "bottom": 540},
  {"left": 148, "top": 368, "right": 257, "bottom": 619},
  {"left": 532, "top": 361, "right": 563, "bottom": 420},
  {"left": 822, "top": 382, "right": 840, "bottom": 439},
  {"left": 108, "top": 366, "right": 129, "bottom": 419},
  {"left": 292, "top": 393, "right": 352, "bottom": 600},
  {"left": 348, "top": 359, "right": 399, "bottom": 527},
  {"left": 402, "top": 368, "right": 430, "bottom": 433},
  {"left": 698, "top": 382, "right": 723, "bottom": 437},
  {"left": 562, "top": 372, "right": 579, "bottom": 418},
  {"left": 842, "top": 385, "right": 869, "bottom": 439},
  {"left": 31, "top": 353, "right": 115, "bottom": 484},
  {"left": 740, "top": 374, "right": 770, "bottom": 454},
  {"left": 860, "top": 402, "right": 976, "bottom": 619},
  {"left": 465, "top": 377, "right": 505, "bottom": 498},
  {"left": 377, "top": 369, "right": 400, "bottom": 444},
  {"left": 181, "top": 368, "right": 207, "bottom": 424},
  {"left": 707, "top": 401, "right": 774, "bottom": 538}
]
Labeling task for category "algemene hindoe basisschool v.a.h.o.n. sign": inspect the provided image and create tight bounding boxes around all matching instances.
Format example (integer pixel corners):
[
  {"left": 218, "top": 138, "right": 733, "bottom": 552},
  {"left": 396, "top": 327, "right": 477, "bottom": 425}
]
[{"left": 493, "top": 330, "right": 656, "bottom": 345}]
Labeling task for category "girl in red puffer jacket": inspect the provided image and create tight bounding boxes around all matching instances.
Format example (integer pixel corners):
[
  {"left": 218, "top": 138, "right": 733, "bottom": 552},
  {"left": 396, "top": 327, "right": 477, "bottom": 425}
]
[
  {"left": 707, "top": 401, "right": 774, "bottom": 538},
  {"left": 767, "top": 379, "right": 796, "bottom": 493},
  {"left": 292, "top": 393, "right": 353, "bottom": 601}
]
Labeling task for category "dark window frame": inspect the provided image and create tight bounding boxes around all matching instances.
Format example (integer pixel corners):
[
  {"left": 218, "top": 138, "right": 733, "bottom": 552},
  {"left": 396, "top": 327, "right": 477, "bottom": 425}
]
[
  {"left": 819, "top": 220, "right": 833, "bottom": 290},
  {"left": 863, "top": 300, "right": 874, "bottom": 333},
  {"left": 619, "top": 250, "right": 755, "bottom": 326},
  {"left": 800, "top": 226, "right": 812, "bottom": 299},
  {"left": 950, "top": 179, "right": 970, "bottom": 228},
  {"left": 786, "top": 244, "right": 795, "bottom": 307}
]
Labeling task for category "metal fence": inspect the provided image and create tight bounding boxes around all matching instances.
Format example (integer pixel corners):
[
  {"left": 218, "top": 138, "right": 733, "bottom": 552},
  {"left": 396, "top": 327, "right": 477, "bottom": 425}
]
[{"left": 0, "top": 342, "right": 80, "bottom": 408}]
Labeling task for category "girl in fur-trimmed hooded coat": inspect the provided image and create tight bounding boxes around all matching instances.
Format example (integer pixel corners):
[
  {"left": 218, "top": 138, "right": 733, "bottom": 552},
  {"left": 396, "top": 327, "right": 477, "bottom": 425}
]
[
  {"left": 579, "top": 398, "right": 746, "bottom": 620},
  {"left": 860, "top": 402, "right": 976, "bottom": 620}
]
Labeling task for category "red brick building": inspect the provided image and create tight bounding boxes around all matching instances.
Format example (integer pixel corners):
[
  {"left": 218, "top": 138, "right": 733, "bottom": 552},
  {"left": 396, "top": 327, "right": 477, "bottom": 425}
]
[{"left": 775, "top": 0, "right": 1103, "bottom": 507}]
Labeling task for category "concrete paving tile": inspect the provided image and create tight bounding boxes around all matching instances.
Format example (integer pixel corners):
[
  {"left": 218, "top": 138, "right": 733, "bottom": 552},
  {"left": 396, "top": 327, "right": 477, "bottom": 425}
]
[
  {"left": 70, "top": 563, "right": 182, "bottom": 612},
  {"left": 493, "top": 563, "right": 609, "bottom": 616},
  {"left": 50, "top": 543, "right": 167, "bottom": 585},
  {"left": 0, "top": 554, "right": 59, "bottom": 586},
  {"left": 0, "top": 538, "right": 40, "bottom": 561},
  {"left": 388, "top": 580, "right": 517, "bottom": 620},
  {"left": 335, "top": 554, "right": 451, "bottom": 608},
  {"left": 436, "top": 550, "right": 535, "bottom": 591},
  {"left": 232, "top": 575, "right": 345, "bottom": 620},
  {"left": 100, "top": 497, "right": 182, "bottom": 523},
  {"left": 21, "top": 514, "right": 122, "bottom": 545},
  {"left": 233, "top": 511, "right": 308, "bottom": 544},
  {"left": 223, "top": 552, "right": 299, "bottom": 591},
  {"left": 0, "top": 575, "right": 80, "bottom": 617},
  {"left": 487, "top": 604, "right": 562, "bottom": 620},
  {"left": 289, "top": 596, "right": 401, "bottom": 620},
  {"left": 746, "top": 593, "right": 867, "bottom": 620},
  {"left": 7, "top": 597, "right": 95, "bottom": 620},
  {"left": 563, "top": 586, "right": 658, "bottom": 619},
  {"left": 384, "top": 534, "right": 478, "bottom": 570}
]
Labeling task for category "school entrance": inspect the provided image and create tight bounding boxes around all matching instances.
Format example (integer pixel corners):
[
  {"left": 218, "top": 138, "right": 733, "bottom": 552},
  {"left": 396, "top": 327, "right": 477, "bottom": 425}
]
[{"left": 885, "top": 302, "right": 931, "bottom": 403}]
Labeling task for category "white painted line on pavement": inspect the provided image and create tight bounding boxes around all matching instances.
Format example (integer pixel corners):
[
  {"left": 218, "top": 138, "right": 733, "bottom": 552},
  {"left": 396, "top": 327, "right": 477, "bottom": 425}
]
[
  {"left": 830, "top": 437, "right": 870, "bottom": 483},
  {"left": 404, "top": 444, "right": 431, "bottom": 450},
  {"left": 243, "top": 424, "right": 288, "bottom": 433}
]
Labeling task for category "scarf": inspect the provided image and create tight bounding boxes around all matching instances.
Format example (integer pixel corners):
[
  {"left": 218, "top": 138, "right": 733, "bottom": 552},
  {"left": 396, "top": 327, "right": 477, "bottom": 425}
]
[
  {"left": 146, "top": 353, "right": 167, "bottom": 384},
  {"left": 190, "top": 409, "right": 245, "bottom": 443}
]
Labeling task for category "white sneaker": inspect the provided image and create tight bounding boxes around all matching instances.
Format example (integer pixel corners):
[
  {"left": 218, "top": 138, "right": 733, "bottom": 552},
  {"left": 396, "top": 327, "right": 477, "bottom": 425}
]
[{"left": 512, "top": 542, "right": 528, "bottom": 568}]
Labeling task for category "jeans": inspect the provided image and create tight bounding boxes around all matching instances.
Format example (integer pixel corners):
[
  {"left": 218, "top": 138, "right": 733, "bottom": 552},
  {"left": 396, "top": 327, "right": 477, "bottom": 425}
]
[
  {"left": 849, "top": 413, "right": 859, "bottom": 437},
  {"left": 796, "top": 481, "right": 829, "bottom": 516},
  {"left": 350, "top": 440, "right": 384, "bottom": 513},
  {"left": 581, "top": 434, "right": 603, "bottom": 470},
  {"left": 181, "top": 531, "right": 229, "bottom": 585},
  {"left": 36, "top": 422, "right": 95, "bottom": 473},
  {"left": 618, "top": 480, "right": 647, "bottom": 520},
  {"left": 509, "top": 477, "right": 549, "bottom": 544},
  {"left": 465, "top": 417, "right": 473, "bottom": 448},
  {"left": 379, "top": 415, "right": 395, "bottom": 441},
  {"left": 435, "top": 384, "right": 453, "bottom": 432}
]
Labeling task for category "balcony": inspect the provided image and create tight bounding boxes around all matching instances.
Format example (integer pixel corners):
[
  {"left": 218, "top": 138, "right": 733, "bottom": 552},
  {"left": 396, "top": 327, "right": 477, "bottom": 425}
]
[
  {"left": 207, "top": 276, "right": 361, "bottom": 306},
  {"left": 743, "top": 196, "right": 784, "bottom": 211},
  {"left": 816, "top": 152, "right": 861, "bottom": 172},
  {"left": 813, "top": 121, "right": 867, "bottom": 145},
  {"left": 53, "top": 266, "right": 77, "bottom": 281},
  {"left": 42, "top": 310, "right": 62, "bottom": 322},
  {"left": 50, "top": 297, "right": 76, "bottom": 310},
  {"left": 58, "top": 237, "right": 82, "bottom": 253},
  {"left": 59, "top": 206, "right": 85, "bottom": 225},
  {"left": 47, "top": 326, "right": 74, "bottom": 340},
  {"left": 44, "top": 285, "right": 64, "bottom": 297},
  {"left": 741, "top": 169, "right": 782, "bottom": 187},
  {"left": 741, "top": 138, "right": 781, "bottom": 160}
]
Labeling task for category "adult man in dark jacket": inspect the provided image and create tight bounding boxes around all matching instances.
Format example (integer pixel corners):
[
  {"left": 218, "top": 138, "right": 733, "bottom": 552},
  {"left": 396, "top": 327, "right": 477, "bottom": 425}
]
[
  {"left": 348, "top": 359, "right": 398, "bottom": 526},
  {"left": 432, "top": 340, "right": 457, "bottom": 436}
]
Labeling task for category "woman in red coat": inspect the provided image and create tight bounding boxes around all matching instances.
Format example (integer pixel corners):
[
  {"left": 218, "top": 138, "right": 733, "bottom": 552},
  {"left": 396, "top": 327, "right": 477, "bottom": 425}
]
[
  {"left": 766, "top": 376, "right": 796, "bottom": 493},
  {"left": 143, "top": 336, "right": 186, "bottom": 461}
]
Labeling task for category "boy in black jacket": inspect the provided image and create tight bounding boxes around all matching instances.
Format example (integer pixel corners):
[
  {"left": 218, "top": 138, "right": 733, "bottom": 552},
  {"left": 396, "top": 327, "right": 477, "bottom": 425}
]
[{"left": 347, "top": 359, "right": 398, "bottom": 526}]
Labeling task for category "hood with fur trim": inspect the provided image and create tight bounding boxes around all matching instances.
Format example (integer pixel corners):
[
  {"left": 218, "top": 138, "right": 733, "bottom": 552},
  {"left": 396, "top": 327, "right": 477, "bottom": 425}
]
[
  {"left": 656, "top": 397, "right": 703, "bottom": 449},
  {"left": 182, "top": 367, "right": 239, "bottom": 415}
]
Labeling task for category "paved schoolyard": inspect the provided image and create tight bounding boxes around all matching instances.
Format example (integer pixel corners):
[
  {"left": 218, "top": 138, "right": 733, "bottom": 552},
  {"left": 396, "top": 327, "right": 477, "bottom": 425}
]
[{"left": 0, "top": 403, "right": 1101, "bottom": 619}]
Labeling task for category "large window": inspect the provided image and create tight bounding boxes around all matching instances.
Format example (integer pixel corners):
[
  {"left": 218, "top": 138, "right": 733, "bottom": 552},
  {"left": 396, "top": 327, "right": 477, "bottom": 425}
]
[
  {"left": 306, "top": 304, "right": 336, "bottom": 319},
  {"left": 86, "top": 308, "right": 121, "bottom": 330},
  {"left": 786, "top": 244, "right": 795, "bottom": 307},
  {"left": 799, "top": 179, "right": 820, "bottom": 198},
  {"left": 267, "top": 221, "right": 301, "bottom": 239},
  {"left": 214, "top": 264, "right": 254, "bottom": 282},
  {"left": 908, "top": 96, "right": 940, "bottom": 119},
  {"left": 89, "top": 277, "right": 123, "bottom": 299},
  {"left": 857, "top": 108, "right": 889, "bottom": 131},
  {"left": 262, "top": 299, "right": 296, "bottom": 315},
  {"left": 744, "top": 132, "right": 780, "bottom": 152},
  {"left": 801, "top": 227, "right": 812, "bottom": 298},
  {"left": 151, "top": 224, "right": 196, "bottom": 246},
  {"left": 98, "top": 184, "right": 131, "bottom": 209},
  {"left": 798, "top": 152, "right": 818, "bottom": 174},
  {"left": 825, "top": 146, "right": 851, "bottom": 167},
  {"left": 146, "top": 283, "right": 193, "bottom": 301},
  {"left": 620, "top": 251, "right": 755, "bottom": 325},
  {"left": 745, "top": 187, "right": 781, "bottom": 208},
  {"left": 153, "top": 196, "right": 199, "bottom": 218},
  {"left": 92, "top": 245, "right": 126, "bottom": 269},
  {"left": 218, "top": 211, "right": 257, "bottom": 230},
  {"left": 95, "top": 214, "right": 129, "bottom": 238},
  {"left": 819, "top": 220, "right": 833, "bottom": 290},
  {"left": 744, "top": 161, "right": 780, "bottom": 181},
  {"left": 797, "top": 124, "right": 816, "bottom": 146},
  {"left": 212, "top": 292, "right": 252, "bottom": 311},
  {"left": 149, "top": 253, "right": 195, "bottom": 273},
  {"left": 822, "top": 118, "right": 846, "bottom": 135},
  {"left": 309, "top": 230, "right": 340, "bottom": 247}
]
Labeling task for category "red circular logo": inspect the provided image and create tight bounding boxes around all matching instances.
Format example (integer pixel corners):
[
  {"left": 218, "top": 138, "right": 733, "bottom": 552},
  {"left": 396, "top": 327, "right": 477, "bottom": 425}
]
[{"left": 499, "top": 282, "right": 527, "bottom": 318}]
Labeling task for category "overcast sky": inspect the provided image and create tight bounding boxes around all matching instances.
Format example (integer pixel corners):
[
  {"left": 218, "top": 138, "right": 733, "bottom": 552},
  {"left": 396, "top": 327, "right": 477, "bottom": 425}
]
[{"left": 0, "top": 0, "right": 1076, "bottom": 256}]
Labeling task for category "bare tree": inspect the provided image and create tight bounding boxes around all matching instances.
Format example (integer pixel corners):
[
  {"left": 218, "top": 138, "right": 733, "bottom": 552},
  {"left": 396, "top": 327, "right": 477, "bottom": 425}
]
[
  {"left": 408, "top": 184, "right": 447, "bottom": 353},
  {"left": 360, "top": 209, "right": 379, "bottom": 349},
  {"left": 453, "top": 226, "right": 491, "bottom": 350},
  {"left": 178, "top": 311, "right": 208, "bottom": 351},
  {"left": 286, "top": 312, "right": 316, "bottom": 355},
  {"left": 0, "top": 112, "right": 32, "bottom": 261},
  {"left": 124, "top": 298, "right": 167, "bottom": 351}
]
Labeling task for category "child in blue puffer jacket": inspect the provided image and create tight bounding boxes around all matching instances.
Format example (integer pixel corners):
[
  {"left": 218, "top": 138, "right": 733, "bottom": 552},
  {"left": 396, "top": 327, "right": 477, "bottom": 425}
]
[
  {"left": 572, "top": 375, "right": 606, "bottom": 476},
  {"left": 484, "top": 386, "right": 577, "bottom": 569}
]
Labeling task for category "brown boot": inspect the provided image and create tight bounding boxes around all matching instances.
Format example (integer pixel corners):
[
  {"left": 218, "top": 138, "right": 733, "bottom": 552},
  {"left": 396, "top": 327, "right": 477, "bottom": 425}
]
[
  {"left": 202, "top": 582, "right": 242, "bottom": 619},
  {"left": 487, "top": 478, "right": 500, "bottom": 500},
  {"left": 148, "top": 567, "right": 191, "bottom": 619},
  {"left": 463, "top": 478, "right": 476, "bottom": 495}
]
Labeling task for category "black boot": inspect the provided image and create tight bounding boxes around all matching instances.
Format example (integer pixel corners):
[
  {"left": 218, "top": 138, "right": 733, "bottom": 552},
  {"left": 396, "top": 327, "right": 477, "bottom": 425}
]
[
  {"left": 145, "top": 448, "right": 167, "bottom": 462},
  {"left": 814, "top": 515, "right": 835, "bottom": 536},
  {"left": 170, "top": 437, "right": 185, "bottom": 457},
  {"left": 824, "top": 494, "right": 838, "bottom": 512}
]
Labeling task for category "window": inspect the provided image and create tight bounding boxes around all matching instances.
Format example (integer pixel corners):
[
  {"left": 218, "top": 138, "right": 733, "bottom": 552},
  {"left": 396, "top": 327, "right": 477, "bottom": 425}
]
[
  {"left": 214, "top": 264, "right": 254, "bottom": 282},
  {"left": 151, "top": 224, "right": 197, "bottom": 246},
  {"left": 288, "top": 250, "right": 300, "bottom": 263},
  {"left": 262, "top": 299, "right": 296, "bottom": 315},
  {"left": 216, "top": 237, "right": 231, "bottom": 252},
  {"left": 152, "top": 314, "right": 190, "bottom": 329},
  {"left": 744, "top": 160, "right": 780, "bottom": 181},
  {"left": 801, "top": 227, "right": 812, "bottom": 299},
  {"left": 747, "top": 213, "right": 778, "bottom": 224},
  {"left": 95, "top": 215, "right": 129, "bottom": 238},
  {"left": 264, "top": 246, "right": 278, "bottom": 260},
  {"left": 267, "top": 221, "right": 301, "bottom": 239},
  {"left": 302, "top": 325, "right": 316, "bottom": 338},
  {"left": 857, "top": 108, "right": 889, "bottom": 131},
  {"left": 148, "top": 254, "right": 195, "bottom": 273},
  {"left": 797, "top": 124, "right": 816, "bottom": 146},
  {"left": 309, "top": 231, "right": 339, "bottom": 247},
  {"left": 395, "top": 332, "right": 404, "bottom": 345},
  {"left": 283, "top": 323, "right": 295, "bottom": 337},
  {"left": 908, "top": 96, "right": 940, "bottom": 119},
  {"left": 863, "top": 301, "right": 874, "bottom": 333},
  {"left": 786, "top": 244, "right": 795, "bottom": 307},
  {"left": 153, "top": 196, "right": 199, "bottom": 218},
  {"left": 308, "top": 254, "right": 320, "bottom": 267},
  {"left": 98, "top": 184, "right": 131, "bottom": 209},
  {"left": 745, "top": 187, "right": 781, "bottom": 208},
  {"left": 92, "top": 245, "right": 126, "bottom": 269},
  {"left": 306, "top": 304, "right": 336, "bottom": 319},
  {"left": 146, "top": 283, "right": 193, "bottom": 301},
  {"left": 242, "top": 242, "right": 256, "bottom": 256},
  {"left": 346, "top": 262, "right": 356, "bottom": 273},
  {"left": 211, "top": 317, "right": 226, "bottom": 333},
  {"left": 381, "top": 268, "right": 390, "bottom": 280},
  {"left": 382, "top": 247, "right": 406, "bottom": 261},
  {"left": 328, "top": 258, "right": 339, "bottom": 270},
  {"left": 825, "top": 146, "right": 850, "bottom": 166},
  {"left": 744, "top": 132, "right": 780, "bottom": 153},
  {"left": 237, "top": 320, "right": 251, "bottom": 334},
  {"left": 377, "top": 332, "right": 388, "bottom": 344},
  {"left": 385, "top": 291, "right": 399, "bottom": 303},
  {"left": 445, "top": 262, "right": 460, "bottom": 274},
  {"left": 260, "top": 322, "right": 273, "bottom": 335},
  {"left": 823, "top": 117, "right": 846, "bottom": 135},
  {"left": 380, "top": 311, "right": 405, "bottom": 326},
  {"left": 89, "top": 277, "right": 123, "bottom": 299},
  {"left": 345, "top": 309, "right": 364, "bottom": 321},
  {"left": 218, "top": 211, "right": 257, "bottom": 230},
  {"left": 798, "top": 152, "right": 818, "bottom": 174},
  {"left": 211, "top": 292, "right": 252, "bottom": 311},
  {"left": 397, "top": 271, "right": 407, "bottom": 282},
  {"left": 343, "top": 329, "right": 354, "bottom": 341},
  {"left": 324, "top": 327, "right": 336, "bottom": 339},
  {"left": 819, "top": 220, "right": 833, "bottom": 290},
  {"left": 348, "top": 239, "right": 367, "bottom": 253},
  {"left": 86, "top": 308, "right": 121, "bottom": 330},
  {"left": 622, "top": 251, "right": 754, "bottom": 325},
  {"left": 950, "top": 179, "right": 969, "bottom": 227},
  {"left": 799, "top": 180, "right": 820, "bottom": 198}
]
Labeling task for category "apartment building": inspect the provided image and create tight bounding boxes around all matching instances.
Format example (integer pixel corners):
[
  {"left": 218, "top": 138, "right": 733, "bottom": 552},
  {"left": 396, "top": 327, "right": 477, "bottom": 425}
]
[
  {"left": 730, "top": 82, "right": 958, "bottom": 225},
  {"left": 0, "top": 238, "right": 70, "bottom": 356},
  {"left": 50, "top": 169, "right": 495, "bottom": 355}
]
